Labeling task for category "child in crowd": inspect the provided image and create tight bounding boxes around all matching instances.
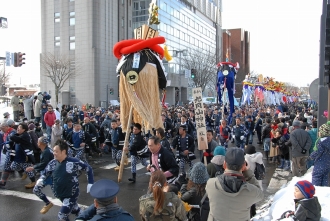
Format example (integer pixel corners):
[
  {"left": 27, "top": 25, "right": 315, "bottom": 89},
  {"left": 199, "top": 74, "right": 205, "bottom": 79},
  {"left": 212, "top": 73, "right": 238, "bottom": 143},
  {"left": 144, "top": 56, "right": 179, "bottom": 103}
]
[{"left": 279, "top": 180, "right": 321, "bottom": 221}]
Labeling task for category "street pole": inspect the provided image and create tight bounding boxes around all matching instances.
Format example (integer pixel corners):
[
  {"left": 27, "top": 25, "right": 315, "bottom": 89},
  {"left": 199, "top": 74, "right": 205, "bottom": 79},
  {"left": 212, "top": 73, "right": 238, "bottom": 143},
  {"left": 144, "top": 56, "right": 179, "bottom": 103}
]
[
  {"left": 179, "top": 52, "right": 182, "bottom": 106},
  {"left": 318, "top": 0, "right": 329, "bottom": 127}
]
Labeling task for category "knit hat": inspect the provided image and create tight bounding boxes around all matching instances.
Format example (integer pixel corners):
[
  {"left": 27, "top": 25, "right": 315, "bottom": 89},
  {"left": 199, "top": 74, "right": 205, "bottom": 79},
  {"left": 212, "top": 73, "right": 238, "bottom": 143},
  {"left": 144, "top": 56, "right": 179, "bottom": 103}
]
[
  {"left": 6, "top": 119, "right": 15, "bottom": 126},
  {"left": 292, "top": 120, "right": 301, "bottom": 127},
  {"left": 319, "top": 121, "right": 330, "bottom": 138},
  {"left": 3, "top": 112, "right": 10, "bottom": 117},
  {"left": 188, "top": 162, "right": 209, "bottom": 184},
  {"left": 213, "top": 146, "right": 226, "bottom": 156},
  {"left": 245, "top": 145, "right": 256, "bottom": 154},
  {"left": 28, "top": 123, "right": 35, "bottom": 131},
  {"left": 295, "top": 180, "right": 315, "bottom": 199},
  {"left": 225, "top": 147, "right": 245, "bottom": 167}
]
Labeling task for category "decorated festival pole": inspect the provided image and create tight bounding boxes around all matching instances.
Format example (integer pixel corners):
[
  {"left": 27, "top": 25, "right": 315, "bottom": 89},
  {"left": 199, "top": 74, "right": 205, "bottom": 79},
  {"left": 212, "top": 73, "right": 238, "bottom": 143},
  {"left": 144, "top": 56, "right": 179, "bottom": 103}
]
[{"left": 118, "top": 105, "right": 133, "bottom": 182}]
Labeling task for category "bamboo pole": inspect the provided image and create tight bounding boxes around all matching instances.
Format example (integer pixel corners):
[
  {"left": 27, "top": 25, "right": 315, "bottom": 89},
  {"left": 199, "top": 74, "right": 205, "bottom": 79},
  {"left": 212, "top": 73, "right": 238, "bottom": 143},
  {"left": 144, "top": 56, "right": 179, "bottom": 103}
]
[{"left": 118, "top": 105, "right": 134, "bottom": 182}]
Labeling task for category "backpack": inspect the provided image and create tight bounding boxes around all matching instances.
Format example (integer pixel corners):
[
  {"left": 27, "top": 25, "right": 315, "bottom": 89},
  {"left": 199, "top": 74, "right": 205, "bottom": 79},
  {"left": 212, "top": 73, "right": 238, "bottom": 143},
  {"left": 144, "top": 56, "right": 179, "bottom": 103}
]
[
  {"left": 254, "top": 163, "right": 265, "bottom": 180},
  {"left": 199, "top": 193, "right": 210, "bottom": 221}
]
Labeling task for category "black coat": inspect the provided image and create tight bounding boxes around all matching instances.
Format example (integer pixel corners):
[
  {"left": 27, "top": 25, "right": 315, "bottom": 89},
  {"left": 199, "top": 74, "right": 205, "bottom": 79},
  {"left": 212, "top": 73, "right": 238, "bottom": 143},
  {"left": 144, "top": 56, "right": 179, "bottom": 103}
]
[
  {"left": 129, "top": 132, "right": 146, "bottom": 156},
  {"left": 149, "top": 147, "right": 179, "bottom": 178}
]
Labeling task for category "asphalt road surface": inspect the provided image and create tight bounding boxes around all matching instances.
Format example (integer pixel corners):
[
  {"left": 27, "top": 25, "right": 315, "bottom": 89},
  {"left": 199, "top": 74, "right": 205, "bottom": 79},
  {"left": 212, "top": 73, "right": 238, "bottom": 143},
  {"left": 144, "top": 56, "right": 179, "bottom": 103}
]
[{"left": 0, "top": 137, "right": 275, "bottom": 221}]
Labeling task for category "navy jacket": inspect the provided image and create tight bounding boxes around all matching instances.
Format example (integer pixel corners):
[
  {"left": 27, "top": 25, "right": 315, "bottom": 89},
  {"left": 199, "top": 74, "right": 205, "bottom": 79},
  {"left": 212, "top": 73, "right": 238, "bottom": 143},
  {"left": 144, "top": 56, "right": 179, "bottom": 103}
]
[{"left": 75, "top": 204, "right": 134, "bottom": 221}]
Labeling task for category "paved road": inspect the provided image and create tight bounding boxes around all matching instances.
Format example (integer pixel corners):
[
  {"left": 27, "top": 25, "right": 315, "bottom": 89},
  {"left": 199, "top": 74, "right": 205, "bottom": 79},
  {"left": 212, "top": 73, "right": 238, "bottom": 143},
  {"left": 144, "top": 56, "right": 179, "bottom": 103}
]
[{"left": 0, "top": 136, "right": 275, "bottom": 221}]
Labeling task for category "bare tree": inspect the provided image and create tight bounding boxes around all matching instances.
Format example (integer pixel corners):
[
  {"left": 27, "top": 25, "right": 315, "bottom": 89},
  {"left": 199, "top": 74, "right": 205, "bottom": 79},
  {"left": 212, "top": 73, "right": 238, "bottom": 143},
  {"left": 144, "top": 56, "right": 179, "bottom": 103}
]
[
  {"left": 181, "top": 49, "right": 217, "bottom": 92},
  {"left": 0, "top": 67, "right": 10, "bottom": 86},
  {"left": 41, "top": 52, "right": 77, "bottom": 104}
]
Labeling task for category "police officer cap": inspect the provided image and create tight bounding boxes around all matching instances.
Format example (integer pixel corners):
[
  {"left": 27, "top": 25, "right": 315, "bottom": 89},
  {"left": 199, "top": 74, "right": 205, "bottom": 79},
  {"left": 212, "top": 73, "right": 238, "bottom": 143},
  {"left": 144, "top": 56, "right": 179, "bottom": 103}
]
[{"left": 90, "top": 179, "right": 119, "bottom": 201}]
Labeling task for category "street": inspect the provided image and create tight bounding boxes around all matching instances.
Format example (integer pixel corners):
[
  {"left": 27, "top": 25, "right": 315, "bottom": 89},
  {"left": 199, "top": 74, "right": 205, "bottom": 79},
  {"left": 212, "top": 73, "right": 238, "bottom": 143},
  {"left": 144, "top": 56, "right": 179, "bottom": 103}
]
[{"left": 0, "top": 136, "right": 275, "bottom": 221}]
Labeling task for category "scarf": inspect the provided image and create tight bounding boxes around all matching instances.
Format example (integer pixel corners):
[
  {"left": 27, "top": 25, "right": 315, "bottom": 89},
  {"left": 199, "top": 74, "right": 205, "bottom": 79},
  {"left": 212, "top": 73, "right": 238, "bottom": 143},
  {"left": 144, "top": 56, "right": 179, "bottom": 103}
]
[{"left": 96, "top": 203, "right": 120, "bottom": 215}]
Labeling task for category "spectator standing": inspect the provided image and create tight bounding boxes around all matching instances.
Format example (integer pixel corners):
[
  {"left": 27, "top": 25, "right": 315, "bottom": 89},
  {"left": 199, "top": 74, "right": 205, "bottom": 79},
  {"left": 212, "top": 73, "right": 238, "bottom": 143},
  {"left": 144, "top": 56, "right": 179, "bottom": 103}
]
[
  {"left": 44, "top": 106, "right": 56, "bottom": 142},
  {"left": 51, "top": 119, "right": 63, "bottom": 148},
  {"left": 207, "top": 146, "right": 226, "bottom": 178},
  {"left": 206, "top": 147, "right": 263, "bottom": 221},
  {"left": 139, "top": 170, "right": 187, "bottom": 221},
  {"left": 34, "top": 94, "right": 43, "bottom": 123},
  {"left": 10, "top": 92, "right": 20, "bottom": 122},
  {"left": 289, "top": 120, "right": 312, "bottom": 177}
]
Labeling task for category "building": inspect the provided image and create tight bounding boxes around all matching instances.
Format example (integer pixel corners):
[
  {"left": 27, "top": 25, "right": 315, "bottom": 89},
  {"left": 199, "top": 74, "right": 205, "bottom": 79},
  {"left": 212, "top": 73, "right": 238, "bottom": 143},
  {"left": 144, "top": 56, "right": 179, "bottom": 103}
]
[
  {"left": 40, "top": 0, "right": 133, "bottom": 106},
  {"left": 224, "top": 28, "right": 250, "bottom": 98},
  {"left": 133, "top": 0, "right": 222, "bottom": 105}
]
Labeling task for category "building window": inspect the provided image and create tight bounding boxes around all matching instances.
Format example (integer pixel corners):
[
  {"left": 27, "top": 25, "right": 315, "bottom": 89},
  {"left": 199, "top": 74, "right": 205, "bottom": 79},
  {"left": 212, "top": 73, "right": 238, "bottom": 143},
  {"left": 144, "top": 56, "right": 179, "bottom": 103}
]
[
  {"left": 55, "top": 42, "right": 60, "bottom": 47},
  {"left": 70, "top": 12, "right": 75, "bottom": 17},
  {"left": 70, "top": 17, "right": 75, "bottom": 26},
  {"left": 55, "top": 36, "right": 60, "bottom": 41},
  {"left": 121, "top": 18, "right": 124, "bottom": 27},
  {"left": 70, "top": 0, "right": 75, "bottom": 1},
  {"left": 54, "top": 12, "right": 60, "bottom": 17},
  {"left": 70, "top": 42, "right": 75, "bottom": 50},
  {"left": 55, "top": 18, "right": 60, "bottom": 23},
  {"left": 70, "top": 36, "right": 75, "bottom": 41}
]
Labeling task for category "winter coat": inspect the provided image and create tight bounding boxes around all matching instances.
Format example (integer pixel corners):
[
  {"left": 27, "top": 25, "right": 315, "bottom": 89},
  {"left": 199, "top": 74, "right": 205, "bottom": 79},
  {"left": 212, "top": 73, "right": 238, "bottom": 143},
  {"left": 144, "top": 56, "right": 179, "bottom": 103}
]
[
  {"left": 9, "top": 131, "right": 35, "bottom": 163},
  {"left": 180, "top": 184, "right": 205, "bottom": 221},
  {"left": 23, "top": 96, "right": 33, "bottom": 111},
  {"left": 244, "top": 152, "right": 264, "bottom": 190},
  {"left": 310, "top": 137, "right": 330, "bottom": 178},
  {"left": 44, "top": 111, "right": 56, "bottom": 127},
  {"left": 139, "top": 192, "right": 187, "bottom": 221},
  {"left": 307, "top": 128, "right": 318, "bottom": 153},
  {"left": 10, "top": 96, "right": 20, "bottom": 111},
  {"left": 290, "top": 128, "right": 312, "bottom": 158},
  {"left": 51, "top": 125, "right": 63, "bottom": 148},
  {"left": 75, "top": 204, "right": 134, "bottom": 221},
  {"left": 34, "top": 95, "right": 43, "bottom": 117},
  {"left": 293, "top": 197, "right": 321, "bottom": 221},
  {"left": 206, "top": 169, "right": 264, "bottom": 221},
  {"left": 262, "top": 124, "right": 272, "bottom": 140},
  {"left": 207, "top": 155, "right": 225, "bottom": 178}
]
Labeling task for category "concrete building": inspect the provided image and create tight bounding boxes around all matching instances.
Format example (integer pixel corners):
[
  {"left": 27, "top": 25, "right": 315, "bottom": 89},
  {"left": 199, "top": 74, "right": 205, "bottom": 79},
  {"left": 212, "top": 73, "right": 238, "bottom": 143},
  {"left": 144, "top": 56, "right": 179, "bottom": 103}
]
[
  {"left": 226, "top": 28, "right": 250, "bottom": 98},
  {"left": 132, "top": 0, "right": 222, "bottom": 105},
  {"left": 40, "top": 0, "right": 133, "bottom": 107}
]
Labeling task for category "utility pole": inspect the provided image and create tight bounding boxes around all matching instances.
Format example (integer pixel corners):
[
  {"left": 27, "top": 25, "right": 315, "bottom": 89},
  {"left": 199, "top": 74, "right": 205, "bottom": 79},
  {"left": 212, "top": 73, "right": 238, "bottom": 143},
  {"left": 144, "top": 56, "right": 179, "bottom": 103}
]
[{"left": 318, "top": 0, "right": 329, "bottom": 126}]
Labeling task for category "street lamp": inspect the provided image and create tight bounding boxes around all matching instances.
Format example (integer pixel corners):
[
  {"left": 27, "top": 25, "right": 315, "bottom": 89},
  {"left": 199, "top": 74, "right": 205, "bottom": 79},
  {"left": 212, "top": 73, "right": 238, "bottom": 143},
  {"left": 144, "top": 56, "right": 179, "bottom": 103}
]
[{"left": 172, "top": 49, "right": 187, "bottom": 105}]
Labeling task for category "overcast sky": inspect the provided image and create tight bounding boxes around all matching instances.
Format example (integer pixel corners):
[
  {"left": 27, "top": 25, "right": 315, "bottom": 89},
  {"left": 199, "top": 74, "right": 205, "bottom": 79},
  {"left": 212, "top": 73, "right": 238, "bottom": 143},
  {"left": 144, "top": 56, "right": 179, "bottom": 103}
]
[
  {"left": 222, "top": 0, "right": 323, "bottom": 87},
  {"left": 0, "top": 0, "right": 323, "bottom": 87}
]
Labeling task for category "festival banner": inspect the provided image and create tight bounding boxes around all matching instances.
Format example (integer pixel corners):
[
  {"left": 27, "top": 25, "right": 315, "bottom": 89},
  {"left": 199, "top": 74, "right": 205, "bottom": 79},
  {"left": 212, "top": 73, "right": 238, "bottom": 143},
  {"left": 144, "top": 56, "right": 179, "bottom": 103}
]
[{"left": 192, "top": 87, "right": 208, "bottom": 151}]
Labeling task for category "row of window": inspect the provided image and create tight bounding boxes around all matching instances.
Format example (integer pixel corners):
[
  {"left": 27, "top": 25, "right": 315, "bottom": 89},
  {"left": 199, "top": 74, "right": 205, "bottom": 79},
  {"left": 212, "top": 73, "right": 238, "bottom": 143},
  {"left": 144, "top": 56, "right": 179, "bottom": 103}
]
[
  {"left": 55, "top": 42, "right": 75, "bottom": 50},
  {"left": 55, "top": 36, "right": 75, "bottom": 50},
  {"left": 54, "top": 12, "right": 75, "bottom": 26}
]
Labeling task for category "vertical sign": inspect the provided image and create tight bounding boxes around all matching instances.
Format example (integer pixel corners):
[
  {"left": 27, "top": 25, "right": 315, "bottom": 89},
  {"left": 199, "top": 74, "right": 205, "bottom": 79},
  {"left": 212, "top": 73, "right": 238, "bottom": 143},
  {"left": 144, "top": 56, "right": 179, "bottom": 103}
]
[
  {"left": 5, "top": 51, "right": 10, "bottom": 66},
  {"left": 192, "top": 87, "right": 208, "bottom": 152}
]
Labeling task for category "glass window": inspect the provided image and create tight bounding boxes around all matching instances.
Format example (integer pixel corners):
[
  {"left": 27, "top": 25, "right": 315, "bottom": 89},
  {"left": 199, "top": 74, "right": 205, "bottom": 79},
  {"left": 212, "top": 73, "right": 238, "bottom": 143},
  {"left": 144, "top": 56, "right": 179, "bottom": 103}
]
[
  {"left": 169, "top": 7, "right": 174, "bottom": 16},
  {"left": 55, "top": 18, "right": 60, "bottom": 23},
  {"left": 160, "top": 1, "right": 167, "bottom": 12},
  {"left": 54, "top": 12, "right": 60, "bottom": 17},
  {"left": 55, "top": 36, "right": 60, "bottom": 41},
  {"left": 70, "top": 12, "right": 75, "bottom": 16},
  {"left": 133, "top": 2, "right": 139, "bottom": 10},
  {"left": 55, "top": 42, "right": 60, "bottom": 47},
  {"left": 70, "top": 36, "right": 75, "bottom": 41},
  {"left": 70, "top": 42, "right": 75, "bottom": 50},
  {"left": 70, "top": 18, "right": 75, "bottom": 26}
]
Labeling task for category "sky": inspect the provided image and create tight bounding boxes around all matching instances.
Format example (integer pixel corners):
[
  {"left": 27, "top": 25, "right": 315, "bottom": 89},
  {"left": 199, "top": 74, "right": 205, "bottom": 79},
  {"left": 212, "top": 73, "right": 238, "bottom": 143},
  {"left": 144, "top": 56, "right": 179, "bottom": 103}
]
[
  {"left": 222, "top": 0, "right": 323, "bottom": 87},
  {"left": 0, "top": 0, "right": 323, "bottom": 87},
  {"left": 0, "top": 0, "right": 41, "bottom": 86}
]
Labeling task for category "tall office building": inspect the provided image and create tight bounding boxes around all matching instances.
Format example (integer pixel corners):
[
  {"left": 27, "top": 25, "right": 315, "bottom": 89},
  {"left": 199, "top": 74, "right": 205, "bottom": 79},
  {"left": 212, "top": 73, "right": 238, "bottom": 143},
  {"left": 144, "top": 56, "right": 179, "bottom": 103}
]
[
  {"left": 40, "top": 0, "right": 133, "bottom": 106},
  {"left": 133, "top": 0, "right": 222, "bottom": 104}
]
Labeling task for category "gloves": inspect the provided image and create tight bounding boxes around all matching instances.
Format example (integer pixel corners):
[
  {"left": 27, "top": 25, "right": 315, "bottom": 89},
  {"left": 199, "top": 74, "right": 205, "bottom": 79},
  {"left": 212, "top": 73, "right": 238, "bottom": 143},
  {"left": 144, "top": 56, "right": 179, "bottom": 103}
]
[
  {"left": 203, "top": 152, "right": 210, "bottom": 157},
  {"left": 87, "top": 183, "right": 93, "bottom": 193},
  {"left": 36, "top": 178, "right": 44, "bottom": 186},
  {"left": 240, "top": 135, "right": 244, "bottom": 140}
]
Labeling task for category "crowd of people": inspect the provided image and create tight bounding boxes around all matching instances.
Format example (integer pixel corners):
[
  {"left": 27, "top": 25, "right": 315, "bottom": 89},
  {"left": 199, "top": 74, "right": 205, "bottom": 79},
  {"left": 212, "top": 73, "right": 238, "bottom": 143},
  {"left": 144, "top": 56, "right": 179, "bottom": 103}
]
[{"left": 0, "top": 94, "right": 326, "bottom": 220}]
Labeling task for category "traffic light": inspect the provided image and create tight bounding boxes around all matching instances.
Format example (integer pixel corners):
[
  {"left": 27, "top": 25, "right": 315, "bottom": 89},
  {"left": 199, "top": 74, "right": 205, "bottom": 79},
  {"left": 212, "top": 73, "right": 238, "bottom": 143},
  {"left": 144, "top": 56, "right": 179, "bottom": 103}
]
[
  {"left": 191, "top": 69, "right": 196, "bottom": 79},
  {"left": 109, "top": 88, "right": 114, "bottom": 95},
  {"left": 13, "top": 52, "right": 18, "bottom": 67},
  {"left": 16, "top": 52, "right": 26, "bottom": 67}
]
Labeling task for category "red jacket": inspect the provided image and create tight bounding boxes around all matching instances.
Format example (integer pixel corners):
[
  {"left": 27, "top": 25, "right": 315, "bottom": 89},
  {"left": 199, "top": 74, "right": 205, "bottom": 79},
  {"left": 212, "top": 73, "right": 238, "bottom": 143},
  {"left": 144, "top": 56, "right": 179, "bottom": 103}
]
[{"left": 44, "top": 111, "right": 56, "bottom": 127}]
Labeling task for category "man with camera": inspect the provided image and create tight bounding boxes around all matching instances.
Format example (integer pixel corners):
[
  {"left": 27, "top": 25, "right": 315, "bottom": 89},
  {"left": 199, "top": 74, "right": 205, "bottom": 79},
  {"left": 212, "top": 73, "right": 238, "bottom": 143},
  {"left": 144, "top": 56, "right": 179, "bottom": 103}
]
[{"left": 289, "top": 120, "right": 312, "bottom": 177}]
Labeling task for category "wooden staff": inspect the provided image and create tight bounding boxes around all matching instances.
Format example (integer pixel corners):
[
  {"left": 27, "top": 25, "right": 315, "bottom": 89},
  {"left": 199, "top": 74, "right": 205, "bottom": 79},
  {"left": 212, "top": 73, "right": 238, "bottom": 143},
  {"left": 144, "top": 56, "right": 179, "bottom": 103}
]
[{"left": 118, "top": 105, "right": 134, "bottom": 182}]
